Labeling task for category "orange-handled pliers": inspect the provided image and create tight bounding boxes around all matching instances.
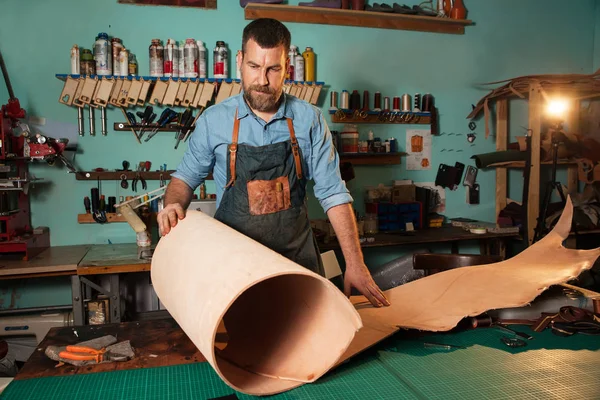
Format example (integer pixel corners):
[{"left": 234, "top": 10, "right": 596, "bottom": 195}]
[{"left": 59, "top": 345, "right": 106, "bottom": 363}]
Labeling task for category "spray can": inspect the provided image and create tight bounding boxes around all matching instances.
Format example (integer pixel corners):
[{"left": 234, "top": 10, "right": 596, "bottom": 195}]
[
  {"left": 128, "top": 54, "right": 138, "bottom": 76},
  {"left": 213, "top": 41, "right": 228, "bottom": 79},
  {"left": 302, "top": 46, "right": 315, "bottom": 82},
  {"left": 70, "top": 45, "right": 80, "bottom": 75},
  {"left": 94, "top": 33, "right": 111, "bottom": 76},
  {"left": 149, "top": 39, "right": 164, "bottom": 77},
  {"left": 111, "top": 38, "right": 123, "bottom": 75},
  {"left": 118, "top": 48, "right": 129, "bottom": 76},
  {"left": 177, "top": 40, "right": 185, "bottom": 78},
  {"left": 197, "top": 40, "right": 207, "bottom": 79},
  {"left": 80, "top": 49, "right": 95, "bottom": 75},
  {"left": 184, "top": 39, "right": 199, "bottom": 78},
  {"left": 287, "top": 45, "right": 296, "bottom": 81},
  {"left": 294, "top": 46, "right": 304, "bottom": 82},
  {"left": 164, "top": 39, "right": 176, "bottom": 77},
  {"left": 236, "top": 50, "right": 242, "bottom": 80}
]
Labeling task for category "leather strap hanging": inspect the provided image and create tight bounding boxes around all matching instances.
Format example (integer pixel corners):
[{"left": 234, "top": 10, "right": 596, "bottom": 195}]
[
  {"left": 225, "top": 109, "right": 240, "bottom": 188},
  {"left": 286, "top": 118, "right": 303, "bottom": 180}
]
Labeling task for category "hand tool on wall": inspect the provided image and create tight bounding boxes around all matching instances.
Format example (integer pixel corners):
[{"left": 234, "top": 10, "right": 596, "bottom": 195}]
[
  {"left": 120, "top": 107, "right": 142, "bottom": 144},
  {"left": 100, "top": 106, "right": 107, "bottom": 136},
  {"left": 136, "top": 105, "right": 155, "bottom": 141},
  {"left": 84, "top": 196, "right": 91, "bottom": 214},
  {"left": 88, "top": 106, "right": 95, "bottom": 136},
  {"left": 175, "top": 109, "right": 194, "bottom": 149},
  {"left": 145, "top": 108, "right": 177, "bottom": 142},
  {"left": 181, "top": 107, "right": 204, "bottom": 144},
  {"left": 78, "top": 107, "right": 85, "bottom": 136}
]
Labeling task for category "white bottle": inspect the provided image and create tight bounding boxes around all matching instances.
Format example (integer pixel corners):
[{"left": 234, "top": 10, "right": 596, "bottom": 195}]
[
  {"left": 177, "top": 40, "right": 185, "bottom": 79},
  {"left": 164, "top": 38, "right": 177, "bottom": 78},
  {"left": 70, "top": 45, "right": 80, "bottom": 75},
  {"left": 184, "top": 39, "right": 198, "bottom": 78},
  {"left": 294, "top": 46, "right": 304, "bottom": 82},
  {"left": 94, "top": 32, "right": 111, "bottom": 76},
  {"left": 287, "top": 45, "right": 296, "bottom": 81},
  {"left": 118, "top": 48, "right": 129, "bottom": 76},
  {"left": 197, "top": 40, "right": 207, "bottom": 79}
]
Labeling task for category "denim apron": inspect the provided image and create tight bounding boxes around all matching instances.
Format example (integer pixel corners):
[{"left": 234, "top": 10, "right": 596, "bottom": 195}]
[{"left": 214, "top": 109, "right": 325, "bottom": 275}]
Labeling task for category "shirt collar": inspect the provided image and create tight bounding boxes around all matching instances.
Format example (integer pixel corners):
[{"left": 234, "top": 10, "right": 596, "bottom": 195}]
[{"left": 236, "top": 91, "right": 294, "bottom": 120}]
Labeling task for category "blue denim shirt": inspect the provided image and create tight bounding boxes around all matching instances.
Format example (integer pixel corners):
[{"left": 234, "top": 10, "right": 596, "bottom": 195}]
[{"left": 172, "top": 92, "right": 353, "bottom": 212}]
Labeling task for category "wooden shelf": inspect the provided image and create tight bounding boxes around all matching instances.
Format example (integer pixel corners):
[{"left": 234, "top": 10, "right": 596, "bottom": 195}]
[
  {"left": 486, "top": 160, "right": 578, "bottom": 168},
  {"left": 340, "top": 153, "right": 402, "bottom": 165},
  {"left": 244, "top": 4, "right": 472, "bottom": 35},
  {"left": 75, "top": 170, "right": 213, "bottom": 181},
  {"left": 113, "top": 122, "right": 186, "bottom": 133},
  {"left": 78, "top": 213, "right": 127, "bottom": 223},
  {"left": 330, "top": 109, "right": 431, "bottom": 124}
]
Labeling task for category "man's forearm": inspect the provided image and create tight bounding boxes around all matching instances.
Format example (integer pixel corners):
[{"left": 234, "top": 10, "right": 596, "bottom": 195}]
[
  {"left": 326, "top": 203, "right": 363, "bottom": 267},
  {"left": 164, "top": 177, "right": 194, "bottom": 209}
]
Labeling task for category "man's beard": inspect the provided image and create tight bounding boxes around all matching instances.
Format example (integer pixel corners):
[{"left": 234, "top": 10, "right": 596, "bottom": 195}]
[{"left": 243, "top": 84, "right": 281, "bottom": 112}]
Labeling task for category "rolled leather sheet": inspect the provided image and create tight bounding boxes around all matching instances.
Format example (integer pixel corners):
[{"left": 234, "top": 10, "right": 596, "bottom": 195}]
[{"left": 151, "top": 211, "right": 362, "bottom": 396}]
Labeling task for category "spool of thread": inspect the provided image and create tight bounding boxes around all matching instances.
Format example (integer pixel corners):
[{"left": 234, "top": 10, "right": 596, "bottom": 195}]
[
  {"left": 401, "top": 94, "right": 411, "bottom": 112},
  {"left": 392, "top": 96, "right": 400, "bottom": 112},
  {"left": 340, "top": 90, "right": 350, "bottom": 109},
  {"left": 350, "top": 90, "right": 361, "bottom": 110},
  {"left": 329, "top": 91, "right": 339, "bottom": 110},
  {"left": 413, "top": 93, "right": 422, "bottom": 112},
  {"left": 422, "top": 93, "right": 434, "bottom": 112},
  {"left": 374, "top": 92, "right": 382, "bottom": 111},
  {"left": 383, "top": 97, "right": 390, "bottom": 112},
  {"left": 362, "top": 90, "right": 370, "bottom": 111}
]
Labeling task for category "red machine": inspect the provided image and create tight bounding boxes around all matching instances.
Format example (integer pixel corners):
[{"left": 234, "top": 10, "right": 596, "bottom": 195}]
[{"left": 0, "top": 49, "right": 76, "bottom": 259}]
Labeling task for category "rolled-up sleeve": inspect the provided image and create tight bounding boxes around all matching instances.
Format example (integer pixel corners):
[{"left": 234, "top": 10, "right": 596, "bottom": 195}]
[
  {"left": 171, "top": 114, "right": 214, "bottom": 191},
  {"left": 310, "top": 110, "right": 353, "bottom": 212}
]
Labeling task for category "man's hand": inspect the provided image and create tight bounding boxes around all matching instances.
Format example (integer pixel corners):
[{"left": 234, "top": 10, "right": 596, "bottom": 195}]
[
  {"left": 157, "top": 203, "right": 186, "bottom": 236},
  {"left": 344, "top": 263, "right": 390, "bottom": 308}
]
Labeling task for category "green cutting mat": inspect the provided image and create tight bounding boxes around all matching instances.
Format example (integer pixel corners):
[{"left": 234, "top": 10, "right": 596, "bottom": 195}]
[
  {"left": 2, "top": 327, "right": 599, "bottom": 400},
  {"left": 379, "top": 327, "right": 600, "bottom": 400}
]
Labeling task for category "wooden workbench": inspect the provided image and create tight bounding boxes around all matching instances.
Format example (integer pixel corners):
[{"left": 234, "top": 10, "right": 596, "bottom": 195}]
[
  {"left": 0, "top": 245, "right": 91, "bottom": 279},
  {"left": 318, "top": 226, "right": 518, "bottom": 255},
  {"left": 15, "top": 318, "right": 203, "bottom": 380}
]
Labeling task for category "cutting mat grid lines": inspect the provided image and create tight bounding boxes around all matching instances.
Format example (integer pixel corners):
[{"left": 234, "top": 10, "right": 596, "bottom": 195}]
[{"left": 2, "top": 327, "right": 599, "bottom": 400}]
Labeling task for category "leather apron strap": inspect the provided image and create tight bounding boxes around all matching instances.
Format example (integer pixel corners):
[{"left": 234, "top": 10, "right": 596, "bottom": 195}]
[
  {"left": 226, "top": 108, "right": 303, "bottom": 188},
  {"left": 286, "top": 118, "right": 303, "bottom": 180},
  {"left": 225, "top": 109, "right": 240, "bottom": 188}
]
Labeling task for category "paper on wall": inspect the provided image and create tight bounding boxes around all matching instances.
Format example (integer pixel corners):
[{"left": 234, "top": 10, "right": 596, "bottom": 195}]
[{"left": 406, "top": 129, "right": 432, "bottom": 170}]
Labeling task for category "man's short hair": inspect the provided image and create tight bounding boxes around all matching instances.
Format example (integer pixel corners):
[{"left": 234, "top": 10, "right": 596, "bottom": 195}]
[{"left": 242, "top": 18, "right": 291, "bottom": 55}]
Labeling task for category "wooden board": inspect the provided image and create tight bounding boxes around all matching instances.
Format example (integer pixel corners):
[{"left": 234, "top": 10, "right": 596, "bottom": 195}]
[
  {"left": 15, "top": 318, "right": 204, "bottom": 380},
  {"left": 0, "top": 245, "right": 91, "bottom": 278},
  {"left": 77, "top": 244, "right": 152, "bottom": 275},
  {"left": 244, "top": 3, "right": 472, "bottom": 35},
  {"left": 340, "top": 153, "right": 401, "bottom": 165}
]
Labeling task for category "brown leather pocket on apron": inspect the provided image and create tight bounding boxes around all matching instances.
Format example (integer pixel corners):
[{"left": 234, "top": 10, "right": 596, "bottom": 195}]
[{"left": 247, "top": 176, "right": 291, "bottom": 216}]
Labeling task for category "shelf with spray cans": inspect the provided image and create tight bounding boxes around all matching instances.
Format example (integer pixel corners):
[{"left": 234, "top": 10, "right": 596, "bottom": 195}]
[
  {"left": 56, "top": 73, "right": 327, "bottom": 145},
  {"left": 328, "top": 91, "right": 436, "bottom": 125}
]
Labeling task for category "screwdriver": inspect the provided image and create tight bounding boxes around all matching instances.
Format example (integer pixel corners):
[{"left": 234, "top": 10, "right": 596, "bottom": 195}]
[
  {"left": 120, "top": 108, "right": 142, "bottom": 144},
  {"left": 175, "top": 109, "right": 194, "bottom": 149},
  {"left": 136, "top": 106, "right": 155, "bottom": 140},
  {"left": 145, "top": 108, "right": 176, "bottom": 142},
  {"left": 181, "top": 107, "right": 204, "bottom": 144}
]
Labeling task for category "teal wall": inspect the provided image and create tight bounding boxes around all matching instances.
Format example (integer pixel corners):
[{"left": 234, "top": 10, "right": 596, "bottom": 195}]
[{"left": 0, "top": 0, "right": 597, "bottom": 307}]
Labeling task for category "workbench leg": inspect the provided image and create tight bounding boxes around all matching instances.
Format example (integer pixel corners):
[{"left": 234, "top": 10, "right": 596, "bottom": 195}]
[
  {"left": 451, "top": 242, "right": 459, "bottom": 254},
  {"left": 71, "top": 275, "right": 85, "bottom": 326},
  {"left": 479, "top": 240, "right": 491, "bottom": 256},
  {"left": 109, "top": 274, "right": 121, "bottom": 323}
]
